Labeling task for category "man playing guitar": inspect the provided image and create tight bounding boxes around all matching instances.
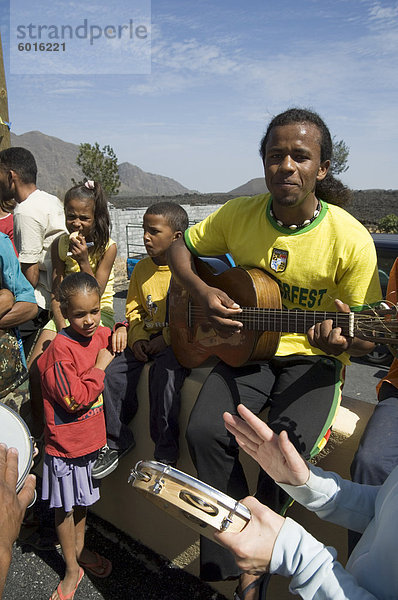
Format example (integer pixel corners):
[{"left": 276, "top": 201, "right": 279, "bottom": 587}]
[{"left": 167, "top": 108, "right": 382, "bottom": 600}]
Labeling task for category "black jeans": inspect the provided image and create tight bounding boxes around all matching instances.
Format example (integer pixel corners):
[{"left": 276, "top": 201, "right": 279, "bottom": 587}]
[{"left": 103, "top": 345, "right": 188, "bottom": 463}]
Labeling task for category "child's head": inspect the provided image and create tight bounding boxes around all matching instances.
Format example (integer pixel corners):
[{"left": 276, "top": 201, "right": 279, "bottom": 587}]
[
  {"left": 59, "top": 272, "right": 101, "bottom": 338},
  {"left": 64, "top": 181, "right": 110, "bottom": 255},
  {"left": 143, "top": 202, "right": 189, "bottom": 263}
]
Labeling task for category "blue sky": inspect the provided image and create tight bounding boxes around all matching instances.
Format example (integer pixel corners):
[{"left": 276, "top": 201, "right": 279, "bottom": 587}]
[{"left": 1, "top": 0, "right": 398, "bottom": 193}]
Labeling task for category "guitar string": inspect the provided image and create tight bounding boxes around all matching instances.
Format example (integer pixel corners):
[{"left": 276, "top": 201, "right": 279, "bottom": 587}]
[
  {"left": 187, "top": 306, "right": 394, "bottom": 322},
  {"left": 185, "top": 307, "right": 398, "bottom": 337}
]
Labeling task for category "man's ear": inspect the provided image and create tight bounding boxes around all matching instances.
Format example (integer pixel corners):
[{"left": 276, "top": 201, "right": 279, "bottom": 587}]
[
  {"left": 316, "top": 160, "right": 330, "bottom": 181},
  {"left": 8, "top": 169, "right": 20, "bottom": 189}
]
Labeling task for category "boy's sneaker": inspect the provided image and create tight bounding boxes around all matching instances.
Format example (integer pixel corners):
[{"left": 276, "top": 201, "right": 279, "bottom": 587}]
[{"left": 92, "top": 444, "right": 135, "bottom": 480}]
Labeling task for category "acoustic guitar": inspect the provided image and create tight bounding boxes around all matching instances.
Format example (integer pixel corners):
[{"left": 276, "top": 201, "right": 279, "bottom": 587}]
[{"left": 169, "top": 258, "right": 398, "bottom": 368}]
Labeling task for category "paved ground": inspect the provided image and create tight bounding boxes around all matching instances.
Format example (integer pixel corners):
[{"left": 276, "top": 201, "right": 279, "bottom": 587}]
[{"left": 6, "top": 510, "right": 226, "bottom": 600}]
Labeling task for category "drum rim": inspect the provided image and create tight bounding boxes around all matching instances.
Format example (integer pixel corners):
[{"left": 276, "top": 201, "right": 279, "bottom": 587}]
[
  {"left": 133, "top": 460, "right": 251, "bottom": 520},
  {"left": 0, "top": 402, "right": 33, "bottom": 492}
]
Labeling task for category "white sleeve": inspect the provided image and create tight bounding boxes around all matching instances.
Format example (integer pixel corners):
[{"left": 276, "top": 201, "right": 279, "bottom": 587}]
[
  {"left": 270, "top": 517, "right": 378, "bottom": 600},
  {"left": 14, "top": 212, "right": 45, "bottom": 264},
  {"left": 278, "top": 465, "right": 379, "bottom": 533}
]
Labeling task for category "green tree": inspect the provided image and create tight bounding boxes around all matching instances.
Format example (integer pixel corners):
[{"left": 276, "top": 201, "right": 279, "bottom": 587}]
[
  {"left": 378, "top": 214, "right": 398, "bottom": 234},
  {"left": 330, "top": 136, "right": 349, "bottom": 175},
  {"left": 75, "top": 142, "right": 121, "bottom": 196}
]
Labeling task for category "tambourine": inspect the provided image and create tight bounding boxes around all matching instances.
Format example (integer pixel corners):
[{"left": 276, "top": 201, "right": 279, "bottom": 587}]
[
  {"left": 0, "top": 402, "right": 36, "bottom": 502},
  {"left": 128, "top": 460, "right": 251, "bottom": 541}
]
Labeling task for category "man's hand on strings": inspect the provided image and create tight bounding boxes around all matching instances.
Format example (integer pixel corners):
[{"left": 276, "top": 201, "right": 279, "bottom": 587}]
[
  {"left": 307, "top": 299, "right": 352, "bottom": 355},
  {"left": 307, "top": 299, "right": 375, "bottom": 357}
]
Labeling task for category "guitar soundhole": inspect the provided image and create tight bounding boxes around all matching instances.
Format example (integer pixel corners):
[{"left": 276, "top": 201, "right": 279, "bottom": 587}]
[{"left": 179, "top": 490, "right": 219, "bottom": 516}]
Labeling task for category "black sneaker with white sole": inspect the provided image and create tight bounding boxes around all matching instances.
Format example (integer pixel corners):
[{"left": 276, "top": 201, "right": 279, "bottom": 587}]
[{"left": 92, "top": 443, "right": 135, "bottom": 480}]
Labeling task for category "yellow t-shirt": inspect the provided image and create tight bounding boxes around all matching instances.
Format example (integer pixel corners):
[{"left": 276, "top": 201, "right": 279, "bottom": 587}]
[
  {"left": 185, "top": 194, "right": 382, "bottom": 365},
  {"left": 125, "top": 256, "right": 171, "bottom": 349},
  {"left": 58, "top": 233, "right": 115, "bottom": 318}
]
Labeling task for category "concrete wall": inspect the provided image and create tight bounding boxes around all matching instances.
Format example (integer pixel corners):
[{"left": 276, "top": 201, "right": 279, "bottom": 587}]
[{"left": 109, "top": 204, "right": 222, "bottom": 257}]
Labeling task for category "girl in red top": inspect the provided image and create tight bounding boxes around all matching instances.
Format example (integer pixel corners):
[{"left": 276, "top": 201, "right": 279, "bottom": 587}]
[{"left": 37, "top": 272, "right": 126, "bottom": 600}]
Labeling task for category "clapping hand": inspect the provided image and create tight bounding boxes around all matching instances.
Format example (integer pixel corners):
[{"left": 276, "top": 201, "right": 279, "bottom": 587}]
[
  {"left": 214, "top": 404, "right": 310, "bottom": 573},
  {"left": 223, "top": 404, "right": 310, "bottom": 486}
]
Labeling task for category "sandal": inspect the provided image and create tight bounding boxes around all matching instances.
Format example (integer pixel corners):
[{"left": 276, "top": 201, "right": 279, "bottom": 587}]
[
  {"left": 234, "top": 573, "right": 270, "bottom": 600},
  {"left": 78, "top": 550, "right": 112, "bottom": 578},
  {"left": 50, "top": 566, "right": 84, "bottom": 600}
]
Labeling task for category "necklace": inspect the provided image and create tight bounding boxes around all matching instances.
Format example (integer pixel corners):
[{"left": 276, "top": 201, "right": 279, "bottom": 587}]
[{"left": 270, "top": 200, "right": 321, "bottom": 231}]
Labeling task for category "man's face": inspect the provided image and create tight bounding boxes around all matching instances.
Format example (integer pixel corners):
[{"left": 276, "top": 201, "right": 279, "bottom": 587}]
[
  {"left": 0, "top": 166, "right": 15, "bottom": 203},
  {"left": 263, "top": 122, "right": 329, "bottom": 210}
]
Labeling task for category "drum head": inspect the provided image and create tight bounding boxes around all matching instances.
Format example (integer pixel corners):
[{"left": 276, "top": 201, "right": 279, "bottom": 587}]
[{"left": 0, "top": 403, "right": 33, "bottom": 492}]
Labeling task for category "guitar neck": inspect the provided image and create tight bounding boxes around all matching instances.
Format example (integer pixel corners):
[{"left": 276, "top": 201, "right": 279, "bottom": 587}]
[
  {"left": 238, "top": 308, "right": 355, "bottom": 336},
  {"left": 174, "top": 263, "right": 398, "bottom": 367}
]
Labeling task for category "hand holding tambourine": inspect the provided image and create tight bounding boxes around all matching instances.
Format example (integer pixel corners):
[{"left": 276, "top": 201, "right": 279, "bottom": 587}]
[{"left": 128, "top": 460, "right": 251, "bottom": 542}]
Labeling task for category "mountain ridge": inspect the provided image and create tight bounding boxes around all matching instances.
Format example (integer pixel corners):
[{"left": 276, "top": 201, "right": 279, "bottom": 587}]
[
  {"left": 8, "top": 130, "right": 398, "bottom": 230},
  {"left": 10, "top": 130, "right": 193, "bottom": 197},
  {"left": 227, "top": 177, "right": 268, "bottom": 196}
]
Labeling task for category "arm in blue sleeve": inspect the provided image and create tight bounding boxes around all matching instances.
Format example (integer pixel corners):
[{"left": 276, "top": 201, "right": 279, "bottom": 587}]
[
  {"left": 0, "top": 235, "right": 36, "bottom": 303},
  {"left": 279, "top": 465, "right": 378, "bottom": 533},
  {"left": 271, "top": 517, "right": 378, "bottom": 600}
]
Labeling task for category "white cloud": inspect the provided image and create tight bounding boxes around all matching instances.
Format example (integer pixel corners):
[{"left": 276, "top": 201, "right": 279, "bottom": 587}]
[
  {"left": 368, "top": 1, "right": 398, "bottom": 22},
  {"left": 128, "top": 72, "right": 197, "bottom": 95},
  {"left": 152, "top": 38, "right": 241, "bottom": 75},
  {"left": 47, "top": 80, "right": 95, "bottom": 95},
  {"left": 124, "top": 8, "right": 398, "bottom": 107}
]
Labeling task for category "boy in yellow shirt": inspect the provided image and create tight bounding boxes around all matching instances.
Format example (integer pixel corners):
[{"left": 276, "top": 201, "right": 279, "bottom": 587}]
[{"left": 92, "top": 202, "right": 189, "bottom": 479}]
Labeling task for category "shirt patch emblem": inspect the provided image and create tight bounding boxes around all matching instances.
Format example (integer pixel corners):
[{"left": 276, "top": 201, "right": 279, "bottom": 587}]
[
  {"left": 145, "top": 294, "right": 158, "bottom": 318},
  {"left": 270, "top": 248, "right": 288, "bottom": 273}
]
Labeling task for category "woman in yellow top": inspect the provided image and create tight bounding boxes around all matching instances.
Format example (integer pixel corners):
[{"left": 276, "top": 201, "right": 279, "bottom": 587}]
[{"left": 28, "top": 180, "right": 116, "bottom": 437}]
